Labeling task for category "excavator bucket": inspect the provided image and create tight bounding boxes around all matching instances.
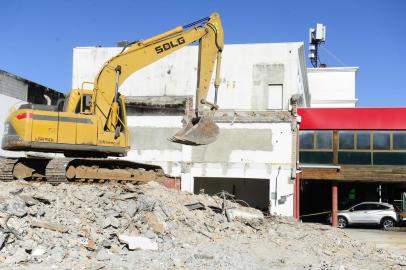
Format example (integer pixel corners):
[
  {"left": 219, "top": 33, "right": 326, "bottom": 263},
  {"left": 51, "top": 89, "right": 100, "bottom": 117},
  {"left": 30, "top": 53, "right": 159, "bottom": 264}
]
[{"left": 168, "top": 112, "right": 219, "bottom": 146}]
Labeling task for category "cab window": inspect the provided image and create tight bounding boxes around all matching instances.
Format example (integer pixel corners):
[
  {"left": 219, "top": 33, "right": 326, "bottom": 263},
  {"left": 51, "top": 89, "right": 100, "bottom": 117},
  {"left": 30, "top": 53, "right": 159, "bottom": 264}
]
[{"left": 75, "top": 94, "right": 92, "bottom": 113}]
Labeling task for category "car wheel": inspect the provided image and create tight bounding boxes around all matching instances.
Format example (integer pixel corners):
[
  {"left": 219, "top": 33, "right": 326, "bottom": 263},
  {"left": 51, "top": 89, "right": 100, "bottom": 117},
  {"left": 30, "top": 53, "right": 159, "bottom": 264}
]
[
  {"left": 337, "top": 216, "right": 348, "bottom": 229},
  {"left": 381, "top": 217, "right": 395, "bottom": 230}
]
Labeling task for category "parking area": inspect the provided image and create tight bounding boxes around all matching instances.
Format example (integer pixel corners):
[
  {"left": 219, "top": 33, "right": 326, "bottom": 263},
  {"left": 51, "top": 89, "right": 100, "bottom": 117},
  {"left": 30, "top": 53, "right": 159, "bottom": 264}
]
[{"left": 345, "top": 228, "right": 406, "bottom": 256}]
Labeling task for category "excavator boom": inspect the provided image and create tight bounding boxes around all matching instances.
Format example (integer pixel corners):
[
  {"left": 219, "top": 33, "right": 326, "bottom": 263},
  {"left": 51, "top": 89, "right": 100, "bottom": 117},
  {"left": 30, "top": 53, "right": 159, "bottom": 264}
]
[{"left": 93, "top": 12, "right": 224, "bottom": 145}]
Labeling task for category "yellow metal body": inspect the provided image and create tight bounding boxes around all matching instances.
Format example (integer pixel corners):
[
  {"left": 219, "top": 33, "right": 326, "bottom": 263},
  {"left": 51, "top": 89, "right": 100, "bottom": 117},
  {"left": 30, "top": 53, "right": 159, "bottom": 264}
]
[{"left": 2, "top": 13, "right": 224, "bottom": 157}]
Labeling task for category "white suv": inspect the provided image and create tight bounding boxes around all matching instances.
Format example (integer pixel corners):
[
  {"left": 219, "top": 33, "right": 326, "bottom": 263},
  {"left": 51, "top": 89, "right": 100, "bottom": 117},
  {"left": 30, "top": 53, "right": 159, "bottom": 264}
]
[{"left": 333, "top": 202, "right": 398, "bottom": 230}]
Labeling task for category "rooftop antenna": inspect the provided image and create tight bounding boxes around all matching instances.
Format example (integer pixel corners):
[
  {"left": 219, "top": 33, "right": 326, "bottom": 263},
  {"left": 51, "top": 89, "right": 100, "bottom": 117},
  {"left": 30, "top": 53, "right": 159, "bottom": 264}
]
[{"left": 308, "top": 23, "right": 326, "bottom": 67}]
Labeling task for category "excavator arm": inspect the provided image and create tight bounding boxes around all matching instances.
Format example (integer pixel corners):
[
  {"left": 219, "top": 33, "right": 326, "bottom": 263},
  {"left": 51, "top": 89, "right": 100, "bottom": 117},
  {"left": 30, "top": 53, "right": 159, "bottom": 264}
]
[{"left": 92, "top": 13, "right": 224, "bottom": 145}]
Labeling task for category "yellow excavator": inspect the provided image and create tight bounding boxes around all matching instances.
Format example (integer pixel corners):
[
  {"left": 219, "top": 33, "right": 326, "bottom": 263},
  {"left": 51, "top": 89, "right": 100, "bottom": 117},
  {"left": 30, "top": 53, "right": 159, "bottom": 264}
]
[{"left": 0, "top": 13, "right": 224, "bottom": 183}]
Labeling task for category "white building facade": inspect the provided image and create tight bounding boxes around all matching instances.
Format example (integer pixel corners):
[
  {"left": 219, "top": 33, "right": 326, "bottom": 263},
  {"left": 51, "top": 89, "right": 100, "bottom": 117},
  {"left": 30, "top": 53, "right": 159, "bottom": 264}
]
[{"left": 307, "top": 67, "right": 358, "bottom": 107}]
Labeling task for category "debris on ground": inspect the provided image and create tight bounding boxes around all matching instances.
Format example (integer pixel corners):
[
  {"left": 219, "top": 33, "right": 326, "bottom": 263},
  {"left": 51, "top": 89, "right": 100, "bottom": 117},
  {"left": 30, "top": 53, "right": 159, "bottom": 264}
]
[{"left": 0, "top": 180, "right": 403, "bottom": 269}]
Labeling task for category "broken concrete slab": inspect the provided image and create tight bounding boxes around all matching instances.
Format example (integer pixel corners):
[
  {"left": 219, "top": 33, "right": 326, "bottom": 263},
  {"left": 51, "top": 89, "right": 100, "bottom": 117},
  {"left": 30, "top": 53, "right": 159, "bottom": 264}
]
[
  {"left": 103, "top": 216, "right": 120, "bottom": 229},
  {"left": 101, "top": 239, "right": 112, "bottom": 249},
  {"left": 117, "top": 193, "right": 137, "bottom": 200},
  {"left": 30, "top": 220, "right": 69, "bottom": 233},
  {"left": 18, "top": 195, "right": 39, "bottom": 206},
  {"left": 225, "top": 208, "right": 264, "bottom": 222},
  {"left": 145, "top": 212, "right": 166, "bottom": 234},
  {"left": 84, "top": 239, "right": 96, "bottom": 251},
  {"left": 118, "top": 235, "right": 158, "bottom": 251},
  {"left": 2, "top": 200, "right": 27, "bottom": 217},
  {"left": 32, "top": 195, "right": 51, "bottom": 205},
  {"left": 9, "top": 188, "right": 23, "bottom": 195},
  {"left": 31, "top": 246, "right": 46, "bottom": 257}
]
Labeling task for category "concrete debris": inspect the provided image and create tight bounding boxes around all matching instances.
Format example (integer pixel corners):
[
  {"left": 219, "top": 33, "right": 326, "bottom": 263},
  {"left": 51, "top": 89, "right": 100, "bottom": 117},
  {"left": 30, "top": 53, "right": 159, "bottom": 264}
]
[
  {"left": 118, "top": 235, "right": 158, "bottom": 250},
  {"left": 9, "top": 188, "right": 23, "bottom": 195},
  {"left": 18, "top": 195, "right": 39, "bottom": 206},
  {"left": 1, "top": 200, "right": 27, "bottom": 217},
  {"left": 0, "top": 179, "right": 402, "bottom": 269},
  {"left": 103, "top": 216, "right": 120, "bottom": 229},
  {"left": 30, "top": 220, "right": 69, "bottom": 233},
  {"left": 31, "top": 246, "right": 46, "bottom": 257},
  {"left": 32, "top": 195, "right": 51, "bottom": 205},
  {"left": 84, "top": 239, "right": 96, "bottom": 251},
  {"left": 194, "top": 253, "right": 214, "bottom": 260},
  {"left": 7, "top": 248, "right": 28, "bottom": 264},
  {"left": 145, "top": 212, "right": 166, "bottom": 234},
  {"left": 0, "top": 232, "right": 9, "bottom": 251},
  {"left": 117, "top": 193, "right": 137, "bottom": 200},
  {"left": 225, "top": 208, "right": 264, "bottom": 221},
  {"left": 185, "top": 202, "right": 206, "bottom": 210},
  {"left": 101, "top": 239, "right": 112, "bottom": 249}
]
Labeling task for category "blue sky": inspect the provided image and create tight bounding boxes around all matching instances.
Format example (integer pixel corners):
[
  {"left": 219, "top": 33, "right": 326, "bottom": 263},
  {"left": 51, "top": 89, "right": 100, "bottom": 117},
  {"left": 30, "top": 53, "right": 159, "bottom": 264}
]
[{"left": 1, "top": 0, "right": 405, "bottom": 106}]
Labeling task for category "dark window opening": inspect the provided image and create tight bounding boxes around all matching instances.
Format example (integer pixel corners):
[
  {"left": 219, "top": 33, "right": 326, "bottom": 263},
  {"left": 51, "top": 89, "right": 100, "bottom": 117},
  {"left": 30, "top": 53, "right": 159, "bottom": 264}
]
[
  {"left": 316, "top": 131, "right": 332, "bottom": 149},
  {"left": 299, "top": 131, "right": 314, "bottom": 150},
  {"left": 338, "top": 152, "right": 371, "bottom": 165},
  {"left": 339, "top": 131, "right": 355, "bottom": 149},
  {"left": 393, "top": 131, "right": 406, "bottom": 150},
  {"left": 373, "top": 132, "right": 390, "bottom": 150},
  {"left": 75, "top": 94, "right": 92, "bottom": 113},
  {"left": 357, "top": 131, "right": 371, "bottom": 150},
  {"left": 374, "top": 152, "right": 406, "bottom": 165},
  {"left": 299, "top": 151, "right": 333, "bottom": 164}
]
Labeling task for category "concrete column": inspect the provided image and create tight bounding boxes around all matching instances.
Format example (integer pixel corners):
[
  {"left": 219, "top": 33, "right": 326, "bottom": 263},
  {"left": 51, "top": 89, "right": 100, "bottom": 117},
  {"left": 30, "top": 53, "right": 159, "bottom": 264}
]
[
  {"left": 293, "top": 174, "right": 300, "bottom": 220},
  {"left": 332, "top": 181, "right": 338, "bottom": 227}
]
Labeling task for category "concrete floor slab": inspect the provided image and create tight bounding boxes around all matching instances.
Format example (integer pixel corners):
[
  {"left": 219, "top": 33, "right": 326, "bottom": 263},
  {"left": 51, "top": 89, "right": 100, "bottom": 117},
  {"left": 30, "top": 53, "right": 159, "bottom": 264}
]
[{"left": 345, "top": 228, "right": 406, "bottom": 256}]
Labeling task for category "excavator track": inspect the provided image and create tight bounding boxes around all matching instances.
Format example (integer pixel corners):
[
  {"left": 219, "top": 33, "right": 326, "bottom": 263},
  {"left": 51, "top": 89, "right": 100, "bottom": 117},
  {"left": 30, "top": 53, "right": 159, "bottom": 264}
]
[
  {"left": 0, "top": 157, "right": 17, "bottom": 182},
  {"left": 0, "top": 157, "right": 164, "bottom": 184},
  {"left": 46, "top": 158, "right": 72, "bottom": 184}
]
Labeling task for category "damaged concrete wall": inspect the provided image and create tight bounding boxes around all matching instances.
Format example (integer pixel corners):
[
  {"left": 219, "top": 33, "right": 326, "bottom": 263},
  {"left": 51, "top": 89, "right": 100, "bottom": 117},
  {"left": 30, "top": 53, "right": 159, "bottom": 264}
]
[
  {"left": 181, "top": 121, "right": 295, "bottom": 216},
  {"left": 123, "top": 113, "right": 296, "bottom": 216},
  {"left": 0, "top": 70, "right": 64, "bottom": 105},
  {"left": 0, "top": 72, "right": 27, "bottom": 101}
]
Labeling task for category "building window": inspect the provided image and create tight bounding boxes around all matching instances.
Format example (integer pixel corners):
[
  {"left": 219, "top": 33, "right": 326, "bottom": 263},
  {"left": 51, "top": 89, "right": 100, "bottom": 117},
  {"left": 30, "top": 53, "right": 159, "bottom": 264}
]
[
  {"left": 356, "top": 131, "right": 371, "bottom": 150},
  {"left": 299, "top": 131, "right": 314, "bottom": 150},
  {"left": 339, "top": 131, "right": 355, "bottom": 149},
  {"left": 267, "top": 84, "right": 283, "bottom": 110},
  {"left": 393, "top": 131, "right": 406, "bottom": 150},
  {"left": 373, "top": 131, "right": 390, "bottom": 150},
  {"left": 338, "top": 152, "right": 371, "bottom": 165},
  {"left": 316, "top": 131, "right": 333, "bottom": 150}
]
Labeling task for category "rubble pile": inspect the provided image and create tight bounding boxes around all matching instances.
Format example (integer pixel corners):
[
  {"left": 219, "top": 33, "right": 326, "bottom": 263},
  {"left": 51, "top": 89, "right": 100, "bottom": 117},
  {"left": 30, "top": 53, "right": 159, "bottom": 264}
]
[{"left": 0, "top": 180, "right": 404, "bottom": 269}]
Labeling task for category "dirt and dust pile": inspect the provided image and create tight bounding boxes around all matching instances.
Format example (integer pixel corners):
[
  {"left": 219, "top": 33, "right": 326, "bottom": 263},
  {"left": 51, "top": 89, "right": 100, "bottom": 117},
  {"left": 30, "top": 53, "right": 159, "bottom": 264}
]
[{"left": 0, "top": 180, "right": 404, "bottom": 269}]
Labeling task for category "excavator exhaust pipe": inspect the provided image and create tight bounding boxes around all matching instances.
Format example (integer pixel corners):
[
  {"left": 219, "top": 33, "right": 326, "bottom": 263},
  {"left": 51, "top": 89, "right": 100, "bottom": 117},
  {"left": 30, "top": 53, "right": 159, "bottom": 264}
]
[{"left": 169, "top": 106, "right": 219, "bottom": 146}]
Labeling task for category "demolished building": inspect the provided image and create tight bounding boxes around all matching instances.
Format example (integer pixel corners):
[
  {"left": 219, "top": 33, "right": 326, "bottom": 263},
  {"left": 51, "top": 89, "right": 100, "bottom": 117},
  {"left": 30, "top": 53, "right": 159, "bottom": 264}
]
[{"left": 72, "top": 43, "right": 310, "bottom": 216}]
